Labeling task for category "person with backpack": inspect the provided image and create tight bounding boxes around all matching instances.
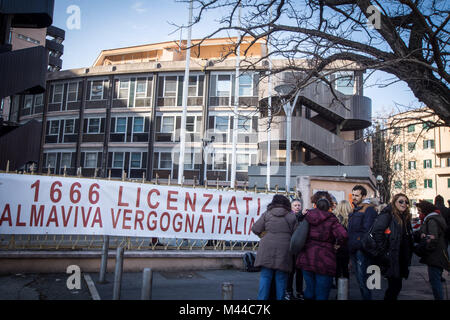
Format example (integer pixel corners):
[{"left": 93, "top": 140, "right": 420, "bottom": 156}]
[
  {"left": 347, "top": 185, "right": 378, "bottom": 300},
  {"left": 415, "top": 200, "right": 450, "bottom": 300},
  {"left": 251, "top": 195, "right": 298, "bottom": 300},
  {"left": 370, "top": 193, "right": 414, "bottom": 300},
  {"left": 434, "top": 195, "right": 450, "bottom": 248},
  {"left": 296, "top": 191, "right": 348, "bottom": 300},
  {"left": 284, "top": 199, "right": 305, "bottom": 300}
]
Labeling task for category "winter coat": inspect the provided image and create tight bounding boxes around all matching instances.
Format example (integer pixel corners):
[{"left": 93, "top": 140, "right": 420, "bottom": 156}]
[
  {"left": 372, "top": 205, "right": 414, "bottom": 279},
  {"left": 418, "top": 212, "right": 450, "bottom": 271},
  {"left": 347, "top": 203, "right": 378, "bottom": 253},
  {"left": 296, "top": 208, "right": 348, "bottom": 276},
  {"left": 251, "top": 205, "right": 298, "bottom": 273}
]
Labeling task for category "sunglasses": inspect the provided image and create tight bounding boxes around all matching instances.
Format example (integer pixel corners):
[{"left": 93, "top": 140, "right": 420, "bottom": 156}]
[{"left": 397, "top": 200, "right": 409, "bottom": 205}]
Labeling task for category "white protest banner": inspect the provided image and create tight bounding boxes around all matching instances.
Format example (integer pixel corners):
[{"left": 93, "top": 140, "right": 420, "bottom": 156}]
[{"left": 0, "top": 173, "right": 274, "bottom": 241}]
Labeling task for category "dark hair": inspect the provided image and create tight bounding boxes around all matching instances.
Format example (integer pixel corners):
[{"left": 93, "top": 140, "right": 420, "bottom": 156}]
[
  {"left": 311, "top": 191, "right": 333, "bottom": 212},
  {"left": 391, "top": 193, "right": 411, "bottom": 225},
  {"left": 352, "top": 185, "right": 367, "bottom": 197},
  {"left": 267, "top": 195, "right": 291, "bottom": 211},
  {"left": 435, "top": 195, "right": 445, "bottom": 207},
  {"left": 416, "top": 200, "right": 438, "bottom": 215}
]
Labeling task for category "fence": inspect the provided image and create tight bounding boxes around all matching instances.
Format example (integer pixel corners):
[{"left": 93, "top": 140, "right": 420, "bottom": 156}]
[{"left": 0, "top": 160, "right": 297, "bottom": 252}]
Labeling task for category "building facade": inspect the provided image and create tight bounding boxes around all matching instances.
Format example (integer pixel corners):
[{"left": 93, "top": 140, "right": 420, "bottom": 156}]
[
  {"left": 387, "top": 109, "right": 450, "bottom": 206},
  {"left": 6, "top": 37, "right": 373, "bottom": 187}
]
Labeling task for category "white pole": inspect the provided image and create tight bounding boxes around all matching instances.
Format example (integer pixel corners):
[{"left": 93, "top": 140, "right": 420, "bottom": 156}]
[
  {"left": 266, "top": 52, "right": 272, "bottom": 189},
  {"left": 230, "top": 5, "right": 241, "bottom": 189},
  {"left": 178, "top": 0, "right": 193, "bottom": 184},
  {"left": 284, "top": 93, "right": 299, "bottom": 192}
]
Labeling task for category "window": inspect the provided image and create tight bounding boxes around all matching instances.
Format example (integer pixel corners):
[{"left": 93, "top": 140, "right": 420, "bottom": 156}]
[
  {"left": 119, "top": 79, "right": 129, "bottom": 99},
  {"left": 49, "top": 120, "right": 59, "bottom": 135},
  {"left": 423, "top": 122, "right": 431, "bottom": 130},
  {"left": 215, "top": 116, "right": 229, "bottom": 132},
  {"left": 447, "top": 158, "right": 450, "bottom": 167},
  {"left": 130, "top": 153, "right": 142, "bottom": 168},
  {"left": 213, "top": 153, "right": 227, "bottom": 170},
  {"left": 188, "top": 76, "right": 198, "bottom": 96},
  {"left": 408, "top": 142, "right": 416, "bottom": 151},
  {"left": 408, "top": 180, "right": 416, "bottom": 189},
  {"left": 64, "top": 119, "right": 75, "bottom": 134},
  {"left": 88, "top": 118, "right": 100, "bottom": 133},
  {"left": 61, "top": 153, "right": 72, "bottom": 169},
  {"left": 161, "top": 117, "right": 174, "bottom": 133},
  {"left": 159, "top": 153, "right": 172, "bottom": 169},
  {"left": 164, "top": 76, "right": 177, "bottom": 97},
  {"left": 423, "top": 139, "right": 435, "bottom": 149},
  {"left": 407, "top": 125, "right": 415, "bottom": 132},
  {"left": 424, "top": 179, "right": 433, "bottom": 189},
  {"left": 17, "top": 33, "right": 40, "bottom": 45},
  {"left": 393, "top": 128, "right": 400, "bottom": 136},
  {"left": 238, "top": 116, "right": 251, "bottom": 132},
  {"left": 239, "top": 74, "right": 253, "bottom": 96},
  {"left": 90, "top": 80, "right": 104, "bottom": 100},
  {"left": 136, "top": 78, "right": 147, "bottom": 98},
  {"left": 394, "top": 181, "right": 402, "bottom": 189},
  {"left": 24, "top": 95, "right": 33, "bottom": 110},
  {"left": 116, "top": 117, "right": 127, "bottom": 133},
  {"left": 216, "top": 75, "right": 231, "bottom": 97},
  {"left": 113, "top": 152, "right": 124, "bottom": 168},
  {"left": 133, "top": 117, "right": 144, "bottom": 133},
  {"left": 236, "top": 154, "right": 249, "bottom": 171},
  {"left": 448, "top": 178, "right": 450, "bottom": 188},
  {"left": 394, "top": 162, "right": 402, "bottom": 171},
  {"left": 45, "top": 153, "right": 57, "bottom": 168},
  {"left": 186, "top": 116, "right": 195, "bottom": 132},
  {"left": 334, "top": 71, "right": 354, "bottom": 95},
  {"left": 184, "top": 153, "right": 194, "bottom": 170},
  {"left": 408, "top": 161, "right": 416, "bottom": 170},
  {"left": 67, "top": 82, "right": 78, "bottom": 102},
  {"left": 392, "top": 144, "right": 402, "bottom": 153},
  {"left": 34, "top": 94, "right": 44, "bottom": 107},
  {"left": 53, "top": 84, "right": 63, "bottom": 103},
  {"left": 85, "top": 152, "right": 97, "bottom": 168},
  {"left": 423, "top": 159, "right": 432, "bottom": 169}
]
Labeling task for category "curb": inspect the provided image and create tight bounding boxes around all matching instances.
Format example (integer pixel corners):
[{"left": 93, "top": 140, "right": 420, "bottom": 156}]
[{"left": 84, "top": 274, "right": 101, "bottom": 300}]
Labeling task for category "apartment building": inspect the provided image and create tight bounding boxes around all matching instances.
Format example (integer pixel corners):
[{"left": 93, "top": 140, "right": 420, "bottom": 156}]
[
  {"left": 5, "top": 36, "right": 374, "bottom": 188},
  {"left": 387, "top": 109, "right": 450, "bottom": 206}
]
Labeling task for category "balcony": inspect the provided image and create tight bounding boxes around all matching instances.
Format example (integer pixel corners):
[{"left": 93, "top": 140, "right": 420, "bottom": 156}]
[{"left": 0, "top": 0, "right": 54, "bottom": 28}]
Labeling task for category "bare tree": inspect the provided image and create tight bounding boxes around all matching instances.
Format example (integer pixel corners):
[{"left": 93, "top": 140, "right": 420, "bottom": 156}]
[{"left": 180, "top": 0, "right": 450, "bottom": 125}]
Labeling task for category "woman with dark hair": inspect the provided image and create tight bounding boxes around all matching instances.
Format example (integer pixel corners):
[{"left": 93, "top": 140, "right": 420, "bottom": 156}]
[
  {"left": 371, "top": 193, "right": 414, "bottom": 300},
  {"left": 296, "top": 191, "right": 348, "bottom": 300},
  {"left": 252, "top": 195, "right": 298, "bottom": 300},
  {"left": 415, "top": 200, "right": 449, "bottom": 300}
]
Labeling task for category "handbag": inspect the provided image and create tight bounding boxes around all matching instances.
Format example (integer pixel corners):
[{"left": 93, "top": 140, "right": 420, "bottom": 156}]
[
  {"left": 413, "top": 221, "right": 434, "bottom": 258},
  {"left": 290, "top": 218, "right": 309, "bottom": 255}
]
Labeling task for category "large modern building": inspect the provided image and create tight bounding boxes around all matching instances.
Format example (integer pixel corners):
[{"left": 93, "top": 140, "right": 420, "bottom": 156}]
[
  {"left": 387, "top": 109, "right": 450, "bottom": 206},
  {"left": 3, "top": 36, "right": 375, "bottom": 192}
]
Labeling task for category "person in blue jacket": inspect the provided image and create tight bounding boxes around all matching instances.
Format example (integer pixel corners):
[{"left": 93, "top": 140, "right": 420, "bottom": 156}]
[{"left": 347, "top": 185, "right": 378, "bottom": 300}]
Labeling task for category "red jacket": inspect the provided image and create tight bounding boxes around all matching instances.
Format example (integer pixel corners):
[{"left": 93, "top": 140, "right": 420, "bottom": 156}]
[{"left": 296, "top": 208, "right": 348, "bottom": 276}]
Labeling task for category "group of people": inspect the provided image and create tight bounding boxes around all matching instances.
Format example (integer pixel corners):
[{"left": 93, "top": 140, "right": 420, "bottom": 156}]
[{"left": 251, "top": 185, "right": 450, "bottom": 300}]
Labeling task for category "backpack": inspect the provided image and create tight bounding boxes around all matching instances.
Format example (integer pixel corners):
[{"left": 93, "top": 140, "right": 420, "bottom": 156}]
[
  {"left": 289, "top": 218, "right": 309, "bottom": 255},
  {"left": 243, "top": 252, "right": 261, "bottom": 272}
]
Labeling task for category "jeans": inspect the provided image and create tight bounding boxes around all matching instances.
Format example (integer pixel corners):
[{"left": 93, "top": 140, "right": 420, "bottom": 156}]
[
  {"left": 302, "top": 270, "right": 333, "bottom": 300},
  {"left": 257, "top": 267, "right": 288, "bottom": 300},
  {"left": 350, "top": 250, "right": 372, "bottom": 300},
  {"left": 428, "top": 265, "right": 444, "bottom": 300},
  {"left": 384, "top": 277, "right": 402, "bottom": 300}
]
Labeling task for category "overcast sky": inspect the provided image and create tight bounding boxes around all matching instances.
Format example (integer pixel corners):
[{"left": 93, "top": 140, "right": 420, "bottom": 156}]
[{"left": 53, "top": 0, "right": 421, "bottom": 116}]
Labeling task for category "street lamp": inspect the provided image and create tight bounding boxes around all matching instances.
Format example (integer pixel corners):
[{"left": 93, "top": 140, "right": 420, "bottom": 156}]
[
  {"left": 376, "top": 175, "right": 384, "bottom": 203},
  {"left": 202, "top": 136, "right": 215, "bottom": 185},
  {"left": 274, "top": 84, "right": 300, "bottom": 192}
]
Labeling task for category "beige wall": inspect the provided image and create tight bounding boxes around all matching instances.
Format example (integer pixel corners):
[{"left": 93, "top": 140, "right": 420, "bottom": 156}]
[
  {"left": 10, "top": 28, "right": 46, "bottom": 51},
  {"left": 310, "top": 179, "right": 376, "bottom": 204}
]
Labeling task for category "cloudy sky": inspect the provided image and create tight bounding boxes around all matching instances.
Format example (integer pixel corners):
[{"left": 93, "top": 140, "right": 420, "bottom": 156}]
[{"left": 53, "top": 0, "right": 421, "bottom": 115}]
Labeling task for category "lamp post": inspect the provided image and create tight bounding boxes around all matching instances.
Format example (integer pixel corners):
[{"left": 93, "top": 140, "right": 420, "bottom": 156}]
[
  {"left": 376, "top": 175, "right": 384, "bottom": 203},
  {"left": 202, "top": 136, "right": 215, "bottom": 185},
  {"left": 274, "top": 84, "right": 300, "bottom": 192}
]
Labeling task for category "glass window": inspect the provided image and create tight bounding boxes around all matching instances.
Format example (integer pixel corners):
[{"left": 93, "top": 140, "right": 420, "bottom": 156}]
[
  {"left": 116, "top": 117, "right": 127, "bottom": 133},
  {"left": 46, "top": 153, "right": 57, "bottom": 168},
  {"left": 64, "top": 119, "right": 74, "bottom": 134},
  {"left": 61, "top": 153, "right": 72, "bottom": 168},
  {"left": 238, "top": 116, "right": 251, "bottom": 132},
  {"left": 408, "top": 142, "right": 416, "bottom": 151},
  {"left": 407, "top": 125, "right": 415, "bottom": 132},
  {"left": 130, "top": 152, "right": 141, "bottom": 168},
  {"left": 394, "top": 181, "right": 402, "bottom": 189},
  {"left": 423, "top": 140, "right": 435, "bottom": 149},
  {"left": 113, "top": 152, "right": 124, "bottom": 168},
  {"left": 188, "top": 76, "right": 198, "bottom": 96},
  {"left": 236, "top": 154, "right": 249, "bottom": 171},
  {"left": 88, "top": 118, "right": 100, "bottom": 133},
  {"left": 161, "top": 117, "right": 174, "bottom": 133},
  {"left": 184, "top": 153, "right": 194, "bottom": 170},
  {"left": 423, "top": 122, "right": 431, "bottom": 130},
  {"left": 408, "top": 180, "right": 416, "bottom": 189},
  {"left": 393, "top": 144, "right": 402, "bottom": 153},
  {"left": 216, "top": 75, "right": 231, "bottom": 97},
  {"left": 447, "top": 158, "right": 450, "bottom": 167},
  {"left": 424, "top": 159, "right": 432, "bottom": 169},
  {"left": 35, "top": 94, "right": 44, "bottom": 106},
  {"left": 24, "top": 95, "right": 33, "bottom": 109},
  {"left": 90, "top": 80, "right": 104, "bottom": 100},
  {"left": 448, "top": 178, "right": 450, "bottom": 188},
  {"left": 424, "top": 179, "right": 433, "bottom": 189},
  {"left": 394, "top": 162, "right": 402, "bottom": 171},
  {"left": 393, "top": 128, "right": 400, "bottom": 135},
  {"left": 53, "top": 84, "right": 63, "bottom": 103},
  {"left": 186, "top": 116, "right": 195, "bottom": 132},
  {"left": 119, "top": 79, "right": 129, "bottom": 99},
  {"left": 136, "top": 79, "right": 147, "bottom": 98},
  {"left": 213, "top": 153, "right": 227, "bottom": 170},
  {"left": 159, "top": 152, "right": 172, "bottom": 169},
  {"left": 133, "top": 117, "right": 144, "bottom": 133},
  {"left": 67, "top": 82, "right": 78, "bottom": 102},
  {"left": 334, "top": 71, "right": 354, "bottom": 95},
  {"left": 408, "top": 161, "right": 416, "bottom": 170},
  {"left": 164, "top": 76, "right": 177, "bottom": 97},
  {"left": 85, "top": 152, "right": 97, "bottom": 168},
  {"left": 239, "top": 74, "right": 253, "bottom": 96},
  {"left": 49, "top": 120, "right": 59, "bottom": 135},
  {"left": 215, "top": 116, "right": 229, "bottom": 132}
]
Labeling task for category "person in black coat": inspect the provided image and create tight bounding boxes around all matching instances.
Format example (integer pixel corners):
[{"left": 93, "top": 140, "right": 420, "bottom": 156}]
[{"left": 371, "top": 193, "right": 414, "bottom": 300}]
